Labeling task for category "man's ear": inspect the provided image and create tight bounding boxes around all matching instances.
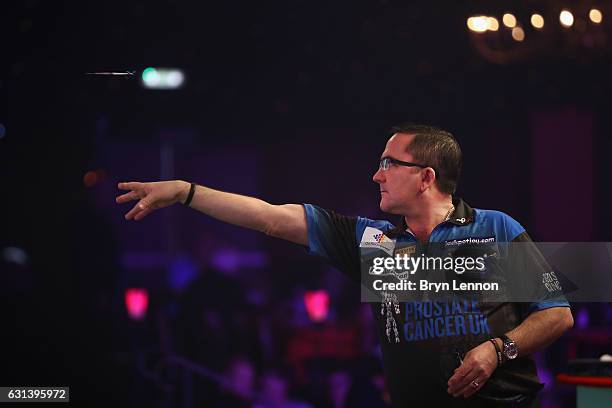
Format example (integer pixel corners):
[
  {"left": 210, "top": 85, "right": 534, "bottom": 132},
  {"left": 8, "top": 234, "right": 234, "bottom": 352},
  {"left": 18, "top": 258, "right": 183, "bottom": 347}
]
[{"left": 420, "top": 168, "right": 436, "bottom": 192}]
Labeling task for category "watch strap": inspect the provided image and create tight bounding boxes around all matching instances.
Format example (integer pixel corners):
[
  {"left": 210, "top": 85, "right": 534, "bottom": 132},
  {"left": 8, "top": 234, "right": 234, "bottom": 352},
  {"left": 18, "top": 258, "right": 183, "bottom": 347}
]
[
  {"left": 500, "top": 334, "right": 512, "bottom": 347},
  {"left": 499, "top": 334, "right": 517, "bottom": 361}
]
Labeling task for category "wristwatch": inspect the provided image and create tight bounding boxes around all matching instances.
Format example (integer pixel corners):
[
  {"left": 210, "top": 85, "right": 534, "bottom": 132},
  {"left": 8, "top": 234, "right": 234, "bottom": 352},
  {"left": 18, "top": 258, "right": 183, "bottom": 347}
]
[{"left": 500, "top": 334, "right": 518, "bottom": 361}]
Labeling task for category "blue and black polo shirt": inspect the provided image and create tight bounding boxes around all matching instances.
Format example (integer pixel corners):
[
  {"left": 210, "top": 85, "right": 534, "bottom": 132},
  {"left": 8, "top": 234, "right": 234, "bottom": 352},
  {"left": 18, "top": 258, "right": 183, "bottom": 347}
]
[{"left": 303, "top": 197, "right": 569, "bottom": 407}]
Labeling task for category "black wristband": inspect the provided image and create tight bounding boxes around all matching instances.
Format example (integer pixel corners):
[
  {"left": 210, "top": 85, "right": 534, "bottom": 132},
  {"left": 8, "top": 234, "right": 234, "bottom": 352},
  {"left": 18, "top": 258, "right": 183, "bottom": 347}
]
[
  {"left": 183, "top": 183, "right": 196, "bottom": 207},
  {"left": 489, "top": 338, "right": 503, "bottom": 367}
]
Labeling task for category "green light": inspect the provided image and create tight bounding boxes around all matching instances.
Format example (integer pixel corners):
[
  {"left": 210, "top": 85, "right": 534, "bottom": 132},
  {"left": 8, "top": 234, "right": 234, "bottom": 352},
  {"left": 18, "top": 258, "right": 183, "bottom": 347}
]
[{"left": 142, "top": 67, "right": 157, "bottom": 81}]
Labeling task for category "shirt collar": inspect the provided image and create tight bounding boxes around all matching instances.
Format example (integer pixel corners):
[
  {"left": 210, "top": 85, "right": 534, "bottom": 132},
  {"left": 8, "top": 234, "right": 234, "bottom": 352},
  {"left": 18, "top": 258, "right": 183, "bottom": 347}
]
[
  {"left": 387, "top": 197, "right": 474, "bottom": 237},
  {"left": 447, "top": 197, "right": 474, "bottom": 226}
]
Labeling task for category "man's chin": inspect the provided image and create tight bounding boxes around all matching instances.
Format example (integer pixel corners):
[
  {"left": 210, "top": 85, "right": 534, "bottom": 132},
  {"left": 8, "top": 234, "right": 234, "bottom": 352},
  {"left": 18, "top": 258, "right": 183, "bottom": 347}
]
[{"left": 379, "top": 201, "right": 398, "bottom": 215}]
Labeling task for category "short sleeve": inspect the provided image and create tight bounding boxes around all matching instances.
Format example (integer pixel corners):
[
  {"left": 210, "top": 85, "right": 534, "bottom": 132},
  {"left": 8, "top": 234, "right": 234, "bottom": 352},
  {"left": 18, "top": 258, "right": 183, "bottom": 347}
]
[
  {"left": 303, "top": 204, "right": 360, "bottom": 281},
  {"left": 508, "top": 230, "right": 571, "bottom": 315}
]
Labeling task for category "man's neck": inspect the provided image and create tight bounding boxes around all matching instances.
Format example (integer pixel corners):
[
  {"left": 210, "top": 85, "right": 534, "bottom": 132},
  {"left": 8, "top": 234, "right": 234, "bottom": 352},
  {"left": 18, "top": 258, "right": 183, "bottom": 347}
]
[{"left": 404, "top": 196, "right": 454, "bottom": 242}]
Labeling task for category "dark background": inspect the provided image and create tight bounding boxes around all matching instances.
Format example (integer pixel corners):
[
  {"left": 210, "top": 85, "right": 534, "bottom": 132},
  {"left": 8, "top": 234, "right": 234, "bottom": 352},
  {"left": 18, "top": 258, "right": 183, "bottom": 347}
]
[{"left": 1, "top": 1, "right": 611, "bottom": 407}]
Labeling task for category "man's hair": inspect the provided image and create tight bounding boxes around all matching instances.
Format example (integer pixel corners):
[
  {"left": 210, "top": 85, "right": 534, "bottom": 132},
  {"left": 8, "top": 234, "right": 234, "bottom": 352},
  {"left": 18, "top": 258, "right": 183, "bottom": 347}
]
[{"left": 390, "top": 123, "right": 462, "bottom": 195}]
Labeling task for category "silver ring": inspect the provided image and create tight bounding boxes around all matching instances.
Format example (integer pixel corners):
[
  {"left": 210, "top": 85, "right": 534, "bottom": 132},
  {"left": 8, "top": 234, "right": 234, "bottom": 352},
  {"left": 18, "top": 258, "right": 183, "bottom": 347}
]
[{"left": 471, "top": 380, "right": 479, "bottom": 388}]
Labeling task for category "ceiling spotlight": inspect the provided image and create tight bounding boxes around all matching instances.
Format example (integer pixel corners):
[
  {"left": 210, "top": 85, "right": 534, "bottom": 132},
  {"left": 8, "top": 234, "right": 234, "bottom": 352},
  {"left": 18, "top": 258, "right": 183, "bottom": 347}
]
[
  {"left": 467, "top": 16, "right": 489, "bottom": 33},
  {"left": 589, "top": 9, "right": 603, "bottom": 24},
  {"left": 559, "top": 10, "right": 574, "bottom": 27},
  {"left": 503, "top": 13, "right": 517, "bottom": 28},
  {"left": 487, "top": 17, "right": 500, "bottom": 31},
  {"left": 512, "top": 26, "right": 525, "bottom": 41},
  {"left": 531, "top": 14, "right": 545, "bottom": 29}
]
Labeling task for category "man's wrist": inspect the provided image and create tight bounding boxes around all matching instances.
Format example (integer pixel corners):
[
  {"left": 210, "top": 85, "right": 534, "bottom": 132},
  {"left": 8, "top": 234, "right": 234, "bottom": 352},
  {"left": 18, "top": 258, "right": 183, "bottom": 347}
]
[
  {"left": 494, "top": 338, "right": 504, "bottom": 355},
  {"left": 176, "top": 180, "right": 192, "bottom": 204},
  {"left": 489, "top": 338, "right": 503, "bottom": 367}
]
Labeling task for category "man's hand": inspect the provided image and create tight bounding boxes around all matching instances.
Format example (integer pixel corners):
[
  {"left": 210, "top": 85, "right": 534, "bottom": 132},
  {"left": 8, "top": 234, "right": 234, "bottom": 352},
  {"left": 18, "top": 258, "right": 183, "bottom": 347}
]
[
  {"left": 116, "top": 180, "right": 190, "bottom": 221},
  {"left": 447, "top": 340, "right": 498, "bottom": 398},
  {"left": 116, "top": 180, "right": 308, "bottom": 245}
]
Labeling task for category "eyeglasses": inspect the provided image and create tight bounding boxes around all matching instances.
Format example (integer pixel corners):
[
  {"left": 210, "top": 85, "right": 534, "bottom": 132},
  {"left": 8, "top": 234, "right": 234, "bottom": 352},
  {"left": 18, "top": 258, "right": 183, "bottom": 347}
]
[{"left": 379, "top": 156, "right": 436, "bottom": 173}]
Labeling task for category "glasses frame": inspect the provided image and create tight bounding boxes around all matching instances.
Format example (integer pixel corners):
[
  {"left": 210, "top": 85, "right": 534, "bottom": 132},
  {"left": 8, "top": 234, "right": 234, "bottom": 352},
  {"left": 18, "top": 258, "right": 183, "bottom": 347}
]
[{"left": 379, "top": 156, "right": 438, "bottom": 175}]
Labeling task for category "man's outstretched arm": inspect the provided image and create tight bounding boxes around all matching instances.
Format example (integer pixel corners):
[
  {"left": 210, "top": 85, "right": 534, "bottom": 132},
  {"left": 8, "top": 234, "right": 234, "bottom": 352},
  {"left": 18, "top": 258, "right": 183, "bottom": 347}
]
[{"left": 116, "top": 180, "right": 308, "bottom": 246}]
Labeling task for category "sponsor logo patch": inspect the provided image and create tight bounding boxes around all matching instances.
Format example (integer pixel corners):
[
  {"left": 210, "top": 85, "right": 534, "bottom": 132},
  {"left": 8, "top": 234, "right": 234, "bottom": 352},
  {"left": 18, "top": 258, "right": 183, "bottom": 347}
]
[
  {"left": 360, "top": 226, "right": 396, "bottom": 255},
  {"left": 394, "top": 244, "right": 417, "bottom": 257},
  {"left": 443, "top": 236, "right": 496, "bottom": 247}
]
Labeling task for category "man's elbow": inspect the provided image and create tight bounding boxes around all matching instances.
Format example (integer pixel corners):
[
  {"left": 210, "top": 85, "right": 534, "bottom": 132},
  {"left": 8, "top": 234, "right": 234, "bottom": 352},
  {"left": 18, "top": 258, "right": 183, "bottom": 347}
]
[
  {"left": 263, "top": 204, "right": 308, "bottom": 245},
  {"left": 262, "top": 220, "right": 279, "bottom": 237}
]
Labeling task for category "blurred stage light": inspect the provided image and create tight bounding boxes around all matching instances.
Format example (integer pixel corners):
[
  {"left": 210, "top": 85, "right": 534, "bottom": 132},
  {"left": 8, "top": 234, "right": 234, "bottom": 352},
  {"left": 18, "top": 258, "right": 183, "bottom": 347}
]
[
  {"left": 467, "top": 16, "right": 489, "bottom": 33},
  {"left": 589, "top": 9, "right": 603, "bottom": 24},
  {"left": 125, "top": 288, "right": 149, "bottom": 321},
  {"left": 512, "top": 26, "right": 525, "bottom": 41},
  {"left": 560, "top": 10, "right": 574, "bottom": 27},
  {"left": 83, "top": 169, "right": 106, "bottom": 187},
  {"left": 168, "top": 255, "right": 197, "bottom": 292},
  {"left": 576, "top": 307, "right": 589, "bottom": 329},
  {"left": 487, "top": 17, "right": 499, "bottom": 31},
  {"left": 503, "top": 13, "right": 517, "bottom": 28},
  {"left": 2, "top": 247, "right": 28, "bottom": 266},
  {"left": 165, "top": 70, "right": 185, "bottom": 88},
  {"left": 304, "top": 290, "right": 329, "bottom": 322},
  {"left": 141, "top": 67, "right": 185, "bottom": 89},
  {"left": 0, "top": 123, "right": 5, "bottom": 139},
  {"left": 83, "top": 170, "right": 98, "bottom": 187},
  {"left": 142, "top": 67, "right": 160, "bottom": 86},
  {"left": 531, "top": 14, "right": 545, "bottom": 29}
]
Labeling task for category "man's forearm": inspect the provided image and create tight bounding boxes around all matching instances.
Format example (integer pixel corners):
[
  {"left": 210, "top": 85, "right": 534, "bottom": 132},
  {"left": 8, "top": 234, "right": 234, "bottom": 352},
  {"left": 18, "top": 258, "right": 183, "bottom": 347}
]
[
  {"left": 496, "top": 307, "right": 573, "bottom": 359},
  {"left": 177, "top": 181, "right": 308, "bottom": 245},
  {"left": 177, "top": 181, "right": 271, "bottom": 232}
]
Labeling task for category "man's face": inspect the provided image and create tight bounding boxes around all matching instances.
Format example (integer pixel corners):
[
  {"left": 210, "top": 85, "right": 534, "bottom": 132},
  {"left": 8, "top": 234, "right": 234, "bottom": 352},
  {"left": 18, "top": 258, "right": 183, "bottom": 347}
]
[{"left": 372, "top": 133, "right": 421, "bottom": 214}]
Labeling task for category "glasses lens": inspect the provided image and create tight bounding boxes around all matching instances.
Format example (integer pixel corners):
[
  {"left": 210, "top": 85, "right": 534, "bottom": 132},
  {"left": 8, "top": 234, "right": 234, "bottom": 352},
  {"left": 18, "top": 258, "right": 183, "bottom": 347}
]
[{"left": 380, "top": 158, "right": 389, "bottom": 170}]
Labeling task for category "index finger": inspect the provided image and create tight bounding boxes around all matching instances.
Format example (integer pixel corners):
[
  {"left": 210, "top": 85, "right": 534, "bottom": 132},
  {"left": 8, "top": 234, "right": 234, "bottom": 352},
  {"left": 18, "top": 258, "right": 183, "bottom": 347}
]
[
  {"left": 118, "top": 182, "right": 141, "bottom": 191},
  {"left": 448, "top": 361, "right": 469, "bottom": 387},
  {"left": 448, "top": 366, "right": 477, "bottom": 395}
]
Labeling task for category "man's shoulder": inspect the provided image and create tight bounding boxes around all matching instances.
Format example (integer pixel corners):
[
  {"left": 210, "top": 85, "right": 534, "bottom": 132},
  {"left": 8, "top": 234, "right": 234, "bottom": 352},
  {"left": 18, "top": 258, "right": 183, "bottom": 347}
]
[
  {"left": 305, "top": 204, "right": 395, "bottom": 227},
  {"left": 473, "top": 207, "right": 526, "bottom": 241},
  {"left": 358, "top": 216, "right": 396, "bottom": 232},
  {"left": 474, "top": 208, "right": 516, "bottom": 222},
  {"left": 303, "top": 204, "right": 396, "bottom": 240}
]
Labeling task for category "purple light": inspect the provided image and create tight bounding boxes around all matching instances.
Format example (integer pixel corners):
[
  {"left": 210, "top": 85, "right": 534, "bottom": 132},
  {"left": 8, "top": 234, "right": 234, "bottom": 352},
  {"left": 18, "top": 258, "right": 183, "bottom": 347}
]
[
  {"left": 211, "top": 248, "right": 268, "bottom": 273},
  {"left": 576, "top": 307, "right": 589, "bottom": 329},
  {"left": 168, "top": 255, "right": 198, "bottom": 291}
]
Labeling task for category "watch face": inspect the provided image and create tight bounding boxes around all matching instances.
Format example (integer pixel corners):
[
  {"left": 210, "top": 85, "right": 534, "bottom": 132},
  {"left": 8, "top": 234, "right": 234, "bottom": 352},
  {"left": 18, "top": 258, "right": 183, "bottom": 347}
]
[{"left": 505, "top": 343, "right": 518, "bottom": 359}]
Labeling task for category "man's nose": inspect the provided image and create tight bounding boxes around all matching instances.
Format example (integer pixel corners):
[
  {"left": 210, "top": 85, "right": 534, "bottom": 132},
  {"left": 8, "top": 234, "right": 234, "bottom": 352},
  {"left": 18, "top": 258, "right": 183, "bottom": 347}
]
[{"left": 373, "top": 168, "right": 385, "bottom": 184}]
